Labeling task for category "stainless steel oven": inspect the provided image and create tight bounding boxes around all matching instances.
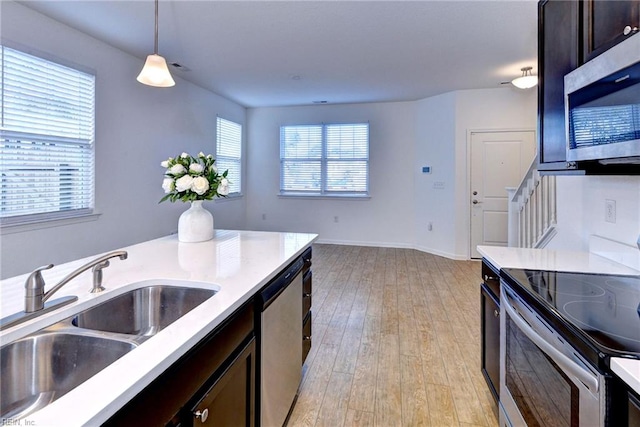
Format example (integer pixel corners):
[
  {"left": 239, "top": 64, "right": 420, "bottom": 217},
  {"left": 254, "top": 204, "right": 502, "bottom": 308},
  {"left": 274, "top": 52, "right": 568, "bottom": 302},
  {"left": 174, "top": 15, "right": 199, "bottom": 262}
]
[{"left": 500, "top": 283, "right": 605, "bottom": 427}]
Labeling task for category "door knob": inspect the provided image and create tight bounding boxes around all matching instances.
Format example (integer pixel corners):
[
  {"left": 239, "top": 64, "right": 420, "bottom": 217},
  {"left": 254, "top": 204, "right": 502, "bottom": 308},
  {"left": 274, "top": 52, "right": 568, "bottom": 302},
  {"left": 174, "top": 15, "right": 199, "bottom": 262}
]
[
  {"left": 472, "top": 191, "right": 478, "bottom": 195},
  {"left": 472, "top": 200, "right": 481, "bottom": 205}
]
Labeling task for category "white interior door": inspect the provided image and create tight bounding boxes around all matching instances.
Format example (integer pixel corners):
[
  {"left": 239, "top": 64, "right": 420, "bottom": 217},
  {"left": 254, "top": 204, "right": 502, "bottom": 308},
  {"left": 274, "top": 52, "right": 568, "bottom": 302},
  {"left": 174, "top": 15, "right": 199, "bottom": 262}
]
[{"left": 470, "top": 130, "right": 535, "bottom": 258}]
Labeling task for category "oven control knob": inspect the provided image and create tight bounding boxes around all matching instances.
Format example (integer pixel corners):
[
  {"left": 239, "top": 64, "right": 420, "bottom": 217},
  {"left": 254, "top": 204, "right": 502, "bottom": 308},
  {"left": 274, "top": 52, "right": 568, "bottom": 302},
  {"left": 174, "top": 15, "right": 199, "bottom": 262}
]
[{"left": 623, "top": 25, "right": 638, "bottom": 36}]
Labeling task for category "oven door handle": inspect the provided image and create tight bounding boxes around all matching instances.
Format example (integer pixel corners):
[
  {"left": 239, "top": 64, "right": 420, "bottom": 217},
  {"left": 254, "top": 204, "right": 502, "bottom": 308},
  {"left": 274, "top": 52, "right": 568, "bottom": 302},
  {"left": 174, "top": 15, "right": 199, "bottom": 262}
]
[{"left": 501, "top": 287, "right": 599, "bottom": 395}]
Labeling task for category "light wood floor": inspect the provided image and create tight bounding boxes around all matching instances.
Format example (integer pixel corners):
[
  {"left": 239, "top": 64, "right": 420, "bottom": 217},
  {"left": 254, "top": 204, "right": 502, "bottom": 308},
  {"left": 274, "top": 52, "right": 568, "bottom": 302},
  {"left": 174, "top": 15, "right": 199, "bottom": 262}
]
[{"left": 288, "top": 244, "right": 499, "bottom": 427}]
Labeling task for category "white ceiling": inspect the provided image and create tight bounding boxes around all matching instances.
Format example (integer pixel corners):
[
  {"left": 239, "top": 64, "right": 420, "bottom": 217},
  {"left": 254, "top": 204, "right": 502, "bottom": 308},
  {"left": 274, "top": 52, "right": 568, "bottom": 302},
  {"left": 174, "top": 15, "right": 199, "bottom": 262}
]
[{"left": 18, "top": 0, "right": 539, "bottom": 108}]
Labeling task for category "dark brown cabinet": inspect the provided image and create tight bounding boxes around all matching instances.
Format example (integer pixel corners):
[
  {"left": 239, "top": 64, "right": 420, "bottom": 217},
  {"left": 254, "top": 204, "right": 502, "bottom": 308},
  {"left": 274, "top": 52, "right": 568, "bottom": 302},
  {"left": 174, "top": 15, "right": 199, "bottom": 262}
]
[
  {"left": 630, "top": 391, "right": 640, "bottom": 427},
  {"left": 191, "top": 338, "right": 255, "bottom": 427},
  {"left": 582, "top": 0, "right": 640, "bottom": 63},
  {"left": 537, "top": 0, "right": 640, "bottom": 173},
  {"left": 480, "top": 260, "right": 500, "bottom": 402},
  {"left": 104, "top": 301, "right": 255, "bottom": 427},
  {"left": 538, "top": 0, "right": 580, "bottom": 172},
  {"left": 302, "top": 247, "right": 312, "bottom": 364}
]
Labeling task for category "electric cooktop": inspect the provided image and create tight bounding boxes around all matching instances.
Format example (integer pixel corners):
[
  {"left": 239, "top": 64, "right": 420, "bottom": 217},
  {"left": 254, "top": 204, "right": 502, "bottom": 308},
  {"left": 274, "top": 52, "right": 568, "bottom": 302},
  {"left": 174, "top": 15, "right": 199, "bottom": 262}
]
[{"left": 502, "top": 268, "right": 640, "bottom": 357}]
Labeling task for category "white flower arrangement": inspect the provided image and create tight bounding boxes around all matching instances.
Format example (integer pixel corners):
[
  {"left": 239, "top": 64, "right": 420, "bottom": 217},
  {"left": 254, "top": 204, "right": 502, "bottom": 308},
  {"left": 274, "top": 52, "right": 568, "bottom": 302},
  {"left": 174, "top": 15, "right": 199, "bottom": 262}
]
[{"left": 160, "top": 152, "right": 230, "bottom": 203}]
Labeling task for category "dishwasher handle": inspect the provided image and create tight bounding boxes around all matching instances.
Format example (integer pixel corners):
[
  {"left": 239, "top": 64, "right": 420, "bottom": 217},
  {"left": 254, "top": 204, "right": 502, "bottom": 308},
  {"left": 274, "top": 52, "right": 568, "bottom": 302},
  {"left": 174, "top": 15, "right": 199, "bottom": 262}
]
[{"left": 259, "top": 257, "right": 304, "bottom": 308}]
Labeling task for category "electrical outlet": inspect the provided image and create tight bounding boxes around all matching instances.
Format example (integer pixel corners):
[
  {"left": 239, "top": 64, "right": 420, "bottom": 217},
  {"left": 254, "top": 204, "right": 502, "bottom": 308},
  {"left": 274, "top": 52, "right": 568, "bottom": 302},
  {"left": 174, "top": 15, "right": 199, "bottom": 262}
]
[
  {"left": 605, "top": 199, "right": 616, "bottom": 223},
  {"left": 262, "top": 213, "right": 266, "bottom": 220},
  {"left": 427, "top": 222, "right": 433, "bottom": 231},
  {"left": 334, "top": 216, "right": 339, "bottom": 223}
]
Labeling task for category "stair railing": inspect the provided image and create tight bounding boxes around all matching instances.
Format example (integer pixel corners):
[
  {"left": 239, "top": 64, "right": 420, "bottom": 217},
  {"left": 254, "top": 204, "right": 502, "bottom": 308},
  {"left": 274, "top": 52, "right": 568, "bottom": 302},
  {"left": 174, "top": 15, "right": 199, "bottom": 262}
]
[{"left": 508, "top": 156, "right": 557, "bottom": 248}]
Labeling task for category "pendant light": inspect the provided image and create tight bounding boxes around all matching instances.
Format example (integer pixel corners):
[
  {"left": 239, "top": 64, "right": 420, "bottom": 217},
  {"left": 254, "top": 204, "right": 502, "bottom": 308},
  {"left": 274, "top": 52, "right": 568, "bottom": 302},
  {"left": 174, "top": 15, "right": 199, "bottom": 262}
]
[
  {"left": 511, "top": 66, "right": 538, "bottom": 89},
  {"left": 137, "top": 0, "right": 175, "bottom": 87}
]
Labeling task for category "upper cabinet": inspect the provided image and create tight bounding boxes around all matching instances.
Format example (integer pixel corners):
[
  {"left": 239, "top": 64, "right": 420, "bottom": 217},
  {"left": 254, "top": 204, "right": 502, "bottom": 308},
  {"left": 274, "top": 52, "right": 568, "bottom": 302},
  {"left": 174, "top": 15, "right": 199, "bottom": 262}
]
[
  {"left": 538, "top": 0, "right": 580, "bottom": 172},
  {"left": 537, "top": 0, "right": 640, "bottom": 173},
  {"left": 582, "top": 0, "right": 640, "bottom": 63}
]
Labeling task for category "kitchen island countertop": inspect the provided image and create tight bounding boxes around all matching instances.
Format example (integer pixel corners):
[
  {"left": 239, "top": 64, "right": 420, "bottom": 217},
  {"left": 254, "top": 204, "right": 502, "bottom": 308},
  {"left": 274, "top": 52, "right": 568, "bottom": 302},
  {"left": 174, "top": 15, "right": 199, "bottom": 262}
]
[{"left": 0, "top": 229, "right": 317, "bottom": 426}]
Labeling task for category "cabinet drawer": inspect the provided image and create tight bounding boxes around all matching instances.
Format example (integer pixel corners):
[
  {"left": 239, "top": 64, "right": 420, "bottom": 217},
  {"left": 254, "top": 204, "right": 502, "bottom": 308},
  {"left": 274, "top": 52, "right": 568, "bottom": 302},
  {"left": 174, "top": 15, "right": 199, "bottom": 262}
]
[
  {"left": 303, "top": 270, "right": 312, "bottom": 314},
  {"left": 481, "top": 260, "right": 500, "bottom": 299},
  {"left": 302, "top": 247, "right": 312, "bottom": 270},
  {"left": 302, "top": 311, "right": 312, "bottom": 364}
]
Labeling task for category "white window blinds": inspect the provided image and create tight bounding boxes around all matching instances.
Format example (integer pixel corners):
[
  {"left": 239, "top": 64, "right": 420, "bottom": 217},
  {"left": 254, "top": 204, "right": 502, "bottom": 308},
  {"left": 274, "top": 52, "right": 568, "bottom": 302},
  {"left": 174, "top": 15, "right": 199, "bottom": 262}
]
[
  {"left": 280, "top": 123, "right": 369, "bottom": 196},
  {"left": 0, "top": 46, "right": 95, "bottom": 223},
  {"left": 216, "top": 117, "right": 242, "bottom": 195}
]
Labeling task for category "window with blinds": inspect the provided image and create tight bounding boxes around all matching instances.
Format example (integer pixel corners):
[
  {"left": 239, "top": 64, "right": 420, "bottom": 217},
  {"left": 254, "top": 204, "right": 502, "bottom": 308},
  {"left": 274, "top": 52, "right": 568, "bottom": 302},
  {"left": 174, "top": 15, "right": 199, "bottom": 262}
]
[
  {"left": 280, "top": 123, "right": 369, "bottom": 196},
  {"left": 216, "top": 117, "right": 242, "bottom": 195},
  {"left": 0, "top": 45, "right": 95, "bottom": 224}
]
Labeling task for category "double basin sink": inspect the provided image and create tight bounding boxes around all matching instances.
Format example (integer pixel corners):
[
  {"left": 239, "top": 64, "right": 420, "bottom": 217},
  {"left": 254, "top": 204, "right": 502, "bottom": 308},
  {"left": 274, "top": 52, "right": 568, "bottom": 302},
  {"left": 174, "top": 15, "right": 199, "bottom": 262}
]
[{"left": 1, "top": 284, "right": 218, "bottom": 420}]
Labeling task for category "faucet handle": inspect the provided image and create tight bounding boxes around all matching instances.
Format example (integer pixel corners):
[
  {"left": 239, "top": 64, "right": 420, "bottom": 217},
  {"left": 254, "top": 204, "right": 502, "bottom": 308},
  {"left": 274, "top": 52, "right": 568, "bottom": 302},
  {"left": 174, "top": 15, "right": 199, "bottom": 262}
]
[
  {"left": 25, "top": 264, "right": 54, "bottom": 311},
  {"left": 25, "top": 264, "right": 54, "bottom": 291}
]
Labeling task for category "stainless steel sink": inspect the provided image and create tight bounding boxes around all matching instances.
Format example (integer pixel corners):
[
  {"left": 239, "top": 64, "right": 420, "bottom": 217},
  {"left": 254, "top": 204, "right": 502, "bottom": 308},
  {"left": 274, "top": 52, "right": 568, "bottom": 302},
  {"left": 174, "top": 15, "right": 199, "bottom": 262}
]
[
  {"left": 72, "top": 285, "right": 217, "bottom": 336},
  {"left": 0, "top": 332, "right": 136, "bottom": 419},
  {"left": 1, "top": 283, "right": 218, "bottom": 419}
]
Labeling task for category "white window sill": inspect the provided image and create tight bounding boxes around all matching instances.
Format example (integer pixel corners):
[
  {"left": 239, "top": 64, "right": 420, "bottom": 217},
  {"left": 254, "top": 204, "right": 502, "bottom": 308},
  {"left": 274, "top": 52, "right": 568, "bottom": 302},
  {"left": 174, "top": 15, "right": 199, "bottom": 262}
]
[
  {"left": 278, "top": 193, "right": 371, "bottom": 201},
  {"left": 0, "top": 211, "right": 102, "bottom": 235},
  {"left": 215, "top": 193, "right": 243, "bottom": 203}
]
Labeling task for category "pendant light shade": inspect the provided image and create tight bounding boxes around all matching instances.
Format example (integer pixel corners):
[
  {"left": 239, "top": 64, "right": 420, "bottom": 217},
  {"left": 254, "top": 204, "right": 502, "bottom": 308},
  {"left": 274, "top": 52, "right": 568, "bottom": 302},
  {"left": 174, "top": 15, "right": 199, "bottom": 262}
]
[
  {"left": 137, "top": 0, "right": 175, "bottom": 87},
  {"left": 137, "top": 54, "right": 175, "bottom": 87},
  {"left": 512, "top": 66, "right": 538, "bottom": 89}
]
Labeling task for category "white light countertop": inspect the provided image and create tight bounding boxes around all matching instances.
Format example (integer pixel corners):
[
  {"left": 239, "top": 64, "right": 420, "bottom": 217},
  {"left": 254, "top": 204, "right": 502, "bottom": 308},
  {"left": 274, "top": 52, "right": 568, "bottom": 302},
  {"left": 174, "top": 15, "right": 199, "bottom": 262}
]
[
  {"left": 477, "top": 245, "right": 640, "bottom": 395},
  {"left": 477, "top": 245, "right": 640, "bottom": 275},
  {"left": 612, "top": 357, "right": 640, "bottom": 396},
  {"left": 0, "top": 230, "right": 317, "bottom": 426}
]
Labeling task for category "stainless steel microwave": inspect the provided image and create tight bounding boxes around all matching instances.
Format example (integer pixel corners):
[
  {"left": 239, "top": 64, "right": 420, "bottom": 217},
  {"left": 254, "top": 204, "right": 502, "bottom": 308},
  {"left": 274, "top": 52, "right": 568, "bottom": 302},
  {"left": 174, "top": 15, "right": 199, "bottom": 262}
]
[{"left": 564, "top": 34, "right": 640, "bottom": 165}]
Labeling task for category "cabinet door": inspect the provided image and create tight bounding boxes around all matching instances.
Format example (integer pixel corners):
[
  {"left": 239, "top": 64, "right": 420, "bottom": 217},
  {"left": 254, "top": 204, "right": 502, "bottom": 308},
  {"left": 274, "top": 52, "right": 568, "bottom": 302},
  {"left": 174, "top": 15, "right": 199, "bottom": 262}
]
[
  {"left": 481, "top": 283, "right": 500, "bottom": 402},
  {"left": 630, "top": 391, "right": 640, "bottom": 427},
  {"left": 191, "top": 337, "right": 256, "bottom": 427},
  {"left": 538, "top": 0, "right": 580, "bottom": 172},
  {"left": 582, "top": 0, "right": 640, "bottom": 63}
]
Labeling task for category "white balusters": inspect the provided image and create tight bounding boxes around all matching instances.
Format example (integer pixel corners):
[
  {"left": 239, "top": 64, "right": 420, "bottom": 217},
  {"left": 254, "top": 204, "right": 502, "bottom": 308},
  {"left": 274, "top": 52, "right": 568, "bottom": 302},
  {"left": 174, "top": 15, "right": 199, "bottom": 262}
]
[{"left": 508, "top": 157, "right": 557, "bottom": 248}]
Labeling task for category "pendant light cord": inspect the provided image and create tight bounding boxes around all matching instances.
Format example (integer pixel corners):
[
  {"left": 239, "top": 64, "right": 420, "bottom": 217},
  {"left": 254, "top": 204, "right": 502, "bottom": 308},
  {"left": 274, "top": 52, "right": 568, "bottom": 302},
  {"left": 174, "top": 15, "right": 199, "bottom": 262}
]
[{"left": 154, "top": 0, "right": 159, "bottom": 55}]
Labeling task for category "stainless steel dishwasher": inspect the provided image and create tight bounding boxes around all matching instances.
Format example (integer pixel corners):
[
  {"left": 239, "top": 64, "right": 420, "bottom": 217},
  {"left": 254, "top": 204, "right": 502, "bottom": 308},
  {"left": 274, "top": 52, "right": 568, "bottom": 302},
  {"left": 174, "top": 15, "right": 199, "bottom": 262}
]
[{"left": 258, "top": 257, "right": 304, "bottom": 427}]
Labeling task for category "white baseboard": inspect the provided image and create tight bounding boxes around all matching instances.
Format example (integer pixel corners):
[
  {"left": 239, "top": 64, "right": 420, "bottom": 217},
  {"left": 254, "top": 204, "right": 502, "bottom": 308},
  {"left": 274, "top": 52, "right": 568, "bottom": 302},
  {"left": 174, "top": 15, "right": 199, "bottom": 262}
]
[
  {"left": 314, "top": 238, "right": 414, "bottom": 250},
  {"left": 314, "top": 238, "right": 467, "bottom": 261}
]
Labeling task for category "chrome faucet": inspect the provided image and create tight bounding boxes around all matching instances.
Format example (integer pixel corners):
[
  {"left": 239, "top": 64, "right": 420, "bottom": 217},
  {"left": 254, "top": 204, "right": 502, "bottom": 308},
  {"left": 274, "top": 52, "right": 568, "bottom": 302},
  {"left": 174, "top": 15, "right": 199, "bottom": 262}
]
[
  {"left": 0, "top": 250, "right": 129, "bottom": 331},
  {"left": 25, "top": 251, "right": 128, "bottom": 313}
]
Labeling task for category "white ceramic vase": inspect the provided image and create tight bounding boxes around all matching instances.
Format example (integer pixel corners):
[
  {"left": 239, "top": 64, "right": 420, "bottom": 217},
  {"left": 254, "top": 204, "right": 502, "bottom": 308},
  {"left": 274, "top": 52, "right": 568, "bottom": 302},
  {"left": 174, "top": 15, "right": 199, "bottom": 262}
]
[{"left": 178, "top": 200, "right": 214, "bottom": 243}]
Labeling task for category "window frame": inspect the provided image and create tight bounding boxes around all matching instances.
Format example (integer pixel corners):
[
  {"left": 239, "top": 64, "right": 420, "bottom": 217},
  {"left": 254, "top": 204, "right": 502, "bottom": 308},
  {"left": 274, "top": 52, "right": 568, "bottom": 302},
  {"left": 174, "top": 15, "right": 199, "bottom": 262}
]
[
  {"left": 279, "top": 122, "right": 370, "bottom": 198},
  {"left": 215, "top": 116, "right": 243, "bottom": 198},
  {"left": 0, "top": 44, "right": 96, "bottom": 228}
]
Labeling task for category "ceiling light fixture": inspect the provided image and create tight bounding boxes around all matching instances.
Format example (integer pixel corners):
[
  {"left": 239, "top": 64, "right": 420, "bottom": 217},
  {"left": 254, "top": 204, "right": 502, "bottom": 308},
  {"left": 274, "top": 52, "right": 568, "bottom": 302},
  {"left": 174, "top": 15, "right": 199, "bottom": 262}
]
[
  {"left": 137, "top": 0, "right": 175, "bottom": 87},
  {"left": 511, "top": 66, "right": 538, "bottom": 89}
]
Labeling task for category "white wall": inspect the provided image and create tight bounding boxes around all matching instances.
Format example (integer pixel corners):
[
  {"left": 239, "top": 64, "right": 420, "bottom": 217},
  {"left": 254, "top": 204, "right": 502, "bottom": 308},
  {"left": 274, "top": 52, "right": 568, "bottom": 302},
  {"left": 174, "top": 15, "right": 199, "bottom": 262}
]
[
  {"left": 0, "top": 2, "right": 246, "bottom": 278},
  {"left": 245, "top": 102, "right": 416, "bottom": 248},
  {"left": 245, "top": 89, "right": 536, "bottom": 257},
  {"left": 414, "top": 92, "right": 457, "bottom": 257},
  {"left": 414, "top": 88, "right": 537, "bottom": 259},
  {"left": 548, "top": 175, "right": 640, "bottom": 252}
]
